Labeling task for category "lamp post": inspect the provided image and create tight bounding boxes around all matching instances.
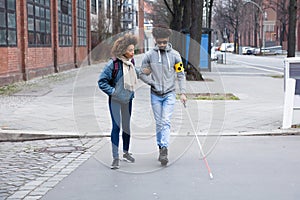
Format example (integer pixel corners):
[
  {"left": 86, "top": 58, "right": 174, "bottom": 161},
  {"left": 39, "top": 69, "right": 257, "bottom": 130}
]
[{"left": 244, "top": 0, "right": 265, "bottom": 53}]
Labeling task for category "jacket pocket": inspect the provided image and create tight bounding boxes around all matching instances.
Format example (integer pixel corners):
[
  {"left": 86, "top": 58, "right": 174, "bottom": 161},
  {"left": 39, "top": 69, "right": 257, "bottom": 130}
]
[{"left": 111, "top": 81, "right": 133, "bottom": 104}]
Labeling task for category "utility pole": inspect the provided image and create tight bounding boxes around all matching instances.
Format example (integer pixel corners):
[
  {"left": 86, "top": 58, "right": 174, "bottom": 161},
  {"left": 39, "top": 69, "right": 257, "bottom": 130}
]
[
  {"left": 287, "top": 0, "right": 297, "bottom": 57},
  {"left": 138, "top": 0, "right": 144, "bottom": 53}
]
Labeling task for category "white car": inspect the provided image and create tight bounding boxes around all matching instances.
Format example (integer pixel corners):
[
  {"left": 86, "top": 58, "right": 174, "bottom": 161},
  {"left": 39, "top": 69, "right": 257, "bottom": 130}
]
[
  {"left": 242, "top": 46, "right": 254, "bottom": 55},
  {"left": 220, "top": 43, "right": 234, "bottom": 52},
  {"left": 211, "top": 46, "right": 220, "bottom": 60}
]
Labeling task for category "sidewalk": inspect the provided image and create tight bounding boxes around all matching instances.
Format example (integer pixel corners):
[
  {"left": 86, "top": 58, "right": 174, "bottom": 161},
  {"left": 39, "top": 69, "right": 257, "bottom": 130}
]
[{"left": 1, "top": 54, "right": 299, "bottom": 141}]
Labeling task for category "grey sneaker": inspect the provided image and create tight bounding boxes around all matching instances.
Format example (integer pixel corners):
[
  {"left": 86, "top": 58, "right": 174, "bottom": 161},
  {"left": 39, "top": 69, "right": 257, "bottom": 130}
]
[
  {"left": 159, "top": 147, "right": 168, "bottom": 166},
  {"left": 111, "top": 158, "right": 119, "bottom": 169},
  {"left": 123, "top": 152, "right": 135, "bottom": 163}
]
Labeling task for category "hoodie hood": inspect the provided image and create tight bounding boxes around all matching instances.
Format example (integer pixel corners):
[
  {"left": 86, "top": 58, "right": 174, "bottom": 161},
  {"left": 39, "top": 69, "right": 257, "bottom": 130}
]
[
  {"left": 153, "top": 42, "right": 172, "bottom": 52},
  {"left": 153, "top": 43, "right": 172, "bottom": 71}
]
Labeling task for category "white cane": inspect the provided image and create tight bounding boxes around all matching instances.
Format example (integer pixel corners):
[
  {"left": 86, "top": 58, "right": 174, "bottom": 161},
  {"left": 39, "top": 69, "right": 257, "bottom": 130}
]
[{"left": 183, "top": 102, "right": 214, "bottom": 179}]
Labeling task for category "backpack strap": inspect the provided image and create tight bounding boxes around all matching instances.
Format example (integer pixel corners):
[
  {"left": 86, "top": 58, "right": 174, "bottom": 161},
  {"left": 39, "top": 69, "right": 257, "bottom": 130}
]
[
  {"left": 131, "top": 58, "right": 135, "bottom": 66},
  {"left": 111, "top": 57, "right": 119, "bottom": 79},
  {"left": 111, "top": 57, "right": 135, "bottom": 80}
]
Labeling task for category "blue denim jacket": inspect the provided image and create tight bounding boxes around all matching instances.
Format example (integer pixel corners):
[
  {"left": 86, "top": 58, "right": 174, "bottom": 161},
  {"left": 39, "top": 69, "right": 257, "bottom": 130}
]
[{"left": 98, "top": 59, "right": 135, "bottom": 104}]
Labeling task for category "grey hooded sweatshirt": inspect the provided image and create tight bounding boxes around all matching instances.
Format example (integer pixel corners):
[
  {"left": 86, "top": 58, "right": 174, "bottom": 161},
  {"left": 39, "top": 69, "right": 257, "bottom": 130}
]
[{"left": 140, "top": 43, "right": 186, "bottom": 96}]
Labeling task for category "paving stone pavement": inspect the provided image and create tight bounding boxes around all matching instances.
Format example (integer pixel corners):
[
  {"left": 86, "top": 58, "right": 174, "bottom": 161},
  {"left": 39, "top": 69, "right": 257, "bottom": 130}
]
[{"left": 0, "top": 137, "right": 103, "bottom": 200}]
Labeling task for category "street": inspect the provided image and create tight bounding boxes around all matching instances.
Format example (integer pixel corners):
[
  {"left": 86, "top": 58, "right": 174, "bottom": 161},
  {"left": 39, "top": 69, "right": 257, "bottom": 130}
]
[{"left": 214, "top": 53, "right": 285, "bottom": 75}]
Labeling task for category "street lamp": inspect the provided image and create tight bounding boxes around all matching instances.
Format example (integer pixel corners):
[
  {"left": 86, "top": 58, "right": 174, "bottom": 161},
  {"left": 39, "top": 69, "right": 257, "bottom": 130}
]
[{"left": 243, "top": 0, "right": 265, "bottom": 53}]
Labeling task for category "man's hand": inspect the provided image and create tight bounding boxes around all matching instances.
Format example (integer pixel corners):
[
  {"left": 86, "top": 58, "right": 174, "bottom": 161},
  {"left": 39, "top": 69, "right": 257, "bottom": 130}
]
[
  {"left": 142, "top": 67, "right": 151, "bottom": 75},
  {"left": 180, "top": 94, "right": 187, "bottom": 106}
]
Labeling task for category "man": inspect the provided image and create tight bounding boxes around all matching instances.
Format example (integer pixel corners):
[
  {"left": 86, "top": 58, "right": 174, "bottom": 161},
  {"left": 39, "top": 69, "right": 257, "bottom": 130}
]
[{"left": 139, "top": 26, "right": 187, "bottom": 166}]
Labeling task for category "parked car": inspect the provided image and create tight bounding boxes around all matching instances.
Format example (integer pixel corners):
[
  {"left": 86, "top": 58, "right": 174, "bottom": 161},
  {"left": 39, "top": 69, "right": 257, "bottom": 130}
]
[
  {"left": 253, "top": 45, "right": 286, "bottom": 56},
  {"left": 253, "top": 47, "right": 272, "bottom": 55},
  {"left": 220, "top": 43, "right": 234, "bottom": 52},
  {"left": 226, "top": 44, "right": 234, "bottom": 52},
  {"left": 242, "top": 46, "right": 255, "bottom": 55},
  {"left": 211, "top": 46, "right": 219, "bottom": 60}
]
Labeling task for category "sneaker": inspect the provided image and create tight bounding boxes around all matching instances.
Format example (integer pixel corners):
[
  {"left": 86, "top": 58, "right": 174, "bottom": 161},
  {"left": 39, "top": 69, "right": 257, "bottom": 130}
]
[
  {"left": 123, "top": 152, "right": 135, "bottom": 163},
  {"left": 111, "top": 158, "right": 119, "bottom": 169},
  {"left": 159, "top": 147, "right": 168, "bottom": 166}
]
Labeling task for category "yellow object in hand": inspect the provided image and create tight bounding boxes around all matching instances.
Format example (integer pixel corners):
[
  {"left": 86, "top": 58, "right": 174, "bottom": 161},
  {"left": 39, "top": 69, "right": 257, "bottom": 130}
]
[{"left": 174, "top": 62, "right": 184, "bottom": 73}]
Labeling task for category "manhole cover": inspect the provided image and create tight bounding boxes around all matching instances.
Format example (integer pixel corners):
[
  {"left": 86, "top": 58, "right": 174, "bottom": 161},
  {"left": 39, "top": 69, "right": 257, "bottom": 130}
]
[{"left": 36, "top": 145, "right": 86, "bottom": 153}]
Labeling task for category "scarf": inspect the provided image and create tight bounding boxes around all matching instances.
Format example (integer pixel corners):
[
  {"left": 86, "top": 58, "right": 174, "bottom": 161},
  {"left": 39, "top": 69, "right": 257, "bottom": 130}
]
[{"left": 118, "top": 56, "right": 137, "bottom": 92}]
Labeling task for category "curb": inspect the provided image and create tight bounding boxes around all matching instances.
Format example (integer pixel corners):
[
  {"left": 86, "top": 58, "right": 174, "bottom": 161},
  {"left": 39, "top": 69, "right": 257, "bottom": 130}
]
[
  {"left": 1, "top": 128, "right": 300, "bottom": 142},
  {"left": 0, "top": 130, "right": 110, "bottom": 142}
]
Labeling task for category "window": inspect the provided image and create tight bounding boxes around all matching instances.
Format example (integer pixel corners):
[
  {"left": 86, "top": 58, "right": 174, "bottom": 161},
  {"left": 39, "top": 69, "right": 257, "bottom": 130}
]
[
  {"left": 91, "top": 0, "right": 96, "bottom": 14},
  {"left": 106, "top": 0, "right": 110, "bottom": 18},
  {"left": 77, "top": 0, "right": 86, "bottom": 46},
  {"left": 0, "top": 0, "right": 17, "bottom": 46},
  {"left": 27, "top": 0, "right": 51, "bottom": 47},
  {"left": 58, "top": 0, "right": 72, "bottom": 46},
  {"left": 98, "top": 0, "right": 102, "bottom": 9}
]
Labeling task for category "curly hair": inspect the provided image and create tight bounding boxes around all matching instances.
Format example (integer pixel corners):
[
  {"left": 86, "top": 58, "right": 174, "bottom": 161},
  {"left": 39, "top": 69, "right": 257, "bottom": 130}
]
[
  {"left": 111, "top": 34, "right": 138, "bottom": 57},
  {"left": 152, "top": 25, "right": 172, "bottom": 39}
]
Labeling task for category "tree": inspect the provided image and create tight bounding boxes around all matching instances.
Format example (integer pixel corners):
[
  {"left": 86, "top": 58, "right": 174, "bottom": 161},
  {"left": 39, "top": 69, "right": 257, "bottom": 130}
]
[
  {"left": 145, "top": 0, "right": 208, "bottom": 80},
  {"left": 213, "top": 0, "right": 244, "bottom": 53},
  {"left": 164, "top": 0, "right": 183, "bottom": 31},
  {"left": 287, "top": 0, "right": 297, "bottom": 57},
  {"left": 267, "top": 0, "right": 289, "bottom": 47}
]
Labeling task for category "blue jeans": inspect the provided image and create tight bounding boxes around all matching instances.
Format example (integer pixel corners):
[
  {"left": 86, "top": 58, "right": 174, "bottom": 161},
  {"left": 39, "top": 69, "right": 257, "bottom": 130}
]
[
  {"left": 151, "top": 92, "right": 176, "bottom": 148},
  {"left": 109, "top": 97, "right": 132, "bottom": 159}
]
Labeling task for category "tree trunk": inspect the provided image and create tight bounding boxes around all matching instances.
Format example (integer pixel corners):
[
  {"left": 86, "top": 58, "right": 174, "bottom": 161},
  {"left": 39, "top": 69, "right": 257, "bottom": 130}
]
[
  {"left": 181, "top": 0, "right": 191, "bottom": 32},
  {"left": 187, "top": 0, "right": 204, "bottom": 81},
  {"left": 287, "top": 0, "right": 297, "bottom": 57},
  {"left": 170, "top": 0, "right": 182, "bottom": 31}
]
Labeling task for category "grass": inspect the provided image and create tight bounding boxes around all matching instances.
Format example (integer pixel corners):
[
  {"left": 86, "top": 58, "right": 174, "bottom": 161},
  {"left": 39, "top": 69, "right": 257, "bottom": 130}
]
[
  {"left": 177, "top": 93, "right": 239, "bottom": 101},
  {"left": 271, "top": 75, "right": 284, "bottom": 79},
  {"left": 0, "top": 84, "right": 21, "bottom": 95}
]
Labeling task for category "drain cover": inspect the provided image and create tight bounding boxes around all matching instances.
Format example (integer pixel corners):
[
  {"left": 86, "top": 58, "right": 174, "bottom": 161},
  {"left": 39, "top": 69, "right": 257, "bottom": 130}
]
[{"left": 36, "top": 145, "right": 86, "bottom": 153}]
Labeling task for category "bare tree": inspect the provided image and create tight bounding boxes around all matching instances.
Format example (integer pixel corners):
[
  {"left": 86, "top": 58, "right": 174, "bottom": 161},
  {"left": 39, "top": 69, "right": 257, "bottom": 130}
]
[
  {"left": 163, "top": 0, "right": 183, "bottom": 31},
  {"left": 145, "top": 0, "right": 171, "bottom": 25},
  {"left": 112, "top": 0, "right": 125, "bottom": 34},
  {"left": 267, "top": 0, "right": 289, "bottom": 47}
]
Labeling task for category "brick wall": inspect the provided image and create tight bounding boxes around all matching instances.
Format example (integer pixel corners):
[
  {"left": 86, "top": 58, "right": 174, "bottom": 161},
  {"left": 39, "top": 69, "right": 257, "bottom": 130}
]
[
  {"left": 76, "top": 47, "right": 89, "bottom": 67},
  {"left": 0, "top": 0, "right": 91, "bottom": 86}
]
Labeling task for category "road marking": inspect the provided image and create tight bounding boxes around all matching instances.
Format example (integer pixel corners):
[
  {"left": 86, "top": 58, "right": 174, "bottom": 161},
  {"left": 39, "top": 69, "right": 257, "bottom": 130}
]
[{"left": 227, "top": 59, "right": 284, "bottom": 75}]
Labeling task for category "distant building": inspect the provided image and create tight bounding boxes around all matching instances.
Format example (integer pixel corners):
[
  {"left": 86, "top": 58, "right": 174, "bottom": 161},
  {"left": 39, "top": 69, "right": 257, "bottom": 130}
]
[
  {"left": 239, "top": 0, "right": 300, "bottom": 51},
  {"left": 0, "top": 0, "right": 91, "bottom": 86}
]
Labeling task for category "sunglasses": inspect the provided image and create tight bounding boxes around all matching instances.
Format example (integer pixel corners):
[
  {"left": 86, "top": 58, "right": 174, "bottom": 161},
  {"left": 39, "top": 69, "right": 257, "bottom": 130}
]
[{"left": 156, "top": 40, "right": 168, "bottom": 45}]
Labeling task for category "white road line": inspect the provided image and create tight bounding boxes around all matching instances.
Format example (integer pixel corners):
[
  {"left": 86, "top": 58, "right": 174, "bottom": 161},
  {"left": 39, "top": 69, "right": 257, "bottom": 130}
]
[{"left": 227, "top": 59, "right": 284, "bottom": 75}]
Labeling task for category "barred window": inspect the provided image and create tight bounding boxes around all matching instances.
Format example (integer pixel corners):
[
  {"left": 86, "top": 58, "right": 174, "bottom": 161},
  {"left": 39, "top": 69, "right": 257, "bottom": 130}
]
[
  {"left": 98, "top": 0, "right": 102, "bottom": 9},
  {"left": 27, "top": 0, "right": 51, "bottom": 47},
  {"left": 106, "top": 0, "right": 110, "bottom": 18},
  {"left": 58, "top": 0, "right": 72, "bottom": 46},
  {"left": 91, "top": 0, "right": 96, "bottom": 14},
  {"left": 0, "top": 0, "right": 17, "bottom": 46},
  {"left": 77, "top": 0, "right": 86, "bottom": 46}
]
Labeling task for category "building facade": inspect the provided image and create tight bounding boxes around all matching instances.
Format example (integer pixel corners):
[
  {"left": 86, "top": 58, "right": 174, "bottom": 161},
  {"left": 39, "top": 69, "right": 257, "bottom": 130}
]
[
  {"left": 0, "top": 0, "right": 91, "bottom": 86},
  {"left": 239, "top": 0, "right": 300, "bottom": 51}
]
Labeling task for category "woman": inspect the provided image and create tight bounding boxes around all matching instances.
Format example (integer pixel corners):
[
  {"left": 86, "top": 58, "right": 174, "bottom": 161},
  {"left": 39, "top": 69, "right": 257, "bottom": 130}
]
[{"left": 98, "top": 34, "right": 138, "bottom": 169}]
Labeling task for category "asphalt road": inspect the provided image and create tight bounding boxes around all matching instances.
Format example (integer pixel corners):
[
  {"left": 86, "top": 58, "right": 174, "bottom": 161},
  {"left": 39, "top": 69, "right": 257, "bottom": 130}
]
[
  {"left": 215, "top": 53, "right": 285, "bottom": 75},
  {"left": 42, "top": 136, "right": 300, "bottom": 200}
]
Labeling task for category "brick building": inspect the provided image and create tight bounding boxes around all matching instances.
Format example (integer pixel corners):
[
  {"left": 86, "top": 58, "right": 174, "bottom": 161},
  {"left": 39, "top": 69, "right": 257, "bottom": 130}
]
[
  {"left": 0, "top": 0, "right": 91, "bottom": 86},
  {"left": 239, "top": 0, "right": 300, "bottom": 51}
]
